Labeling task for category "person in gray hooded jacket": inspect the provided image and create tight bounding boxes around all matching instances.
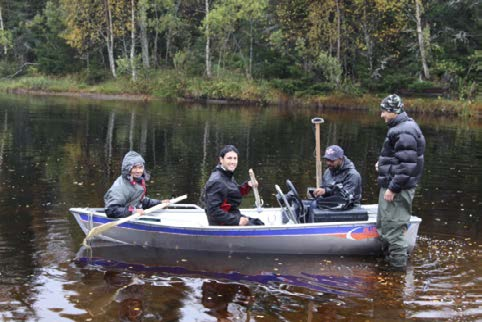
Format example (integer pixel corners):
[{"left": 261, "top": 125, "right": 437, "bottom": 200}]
[{"left": 104, "top": 151, "right": 167, "bottom": 218}]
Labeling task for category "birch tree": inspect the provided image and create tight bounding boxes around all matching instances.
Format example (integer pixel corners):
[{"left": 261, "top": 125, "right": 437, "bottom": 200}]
[
  {"left": 137, "top": 0, "right": 149, "bottom": 68},
  {"left": 204, "top": 0, "right": 212, "bottom": 78},
  {"left": 61, "top": 0, "right": 130, "bottom": 78},
  {"left": 414, "top": 0, "right": 430, "bottom": 79},
  {"left": 0, "top": 6, "right": 11, "bottom": 55},
  {"left": 207, "top": 0, "right": 267, "bottom": 78},
  {"left": 130, "top": 0, "right": 136, "bottom": 80}
]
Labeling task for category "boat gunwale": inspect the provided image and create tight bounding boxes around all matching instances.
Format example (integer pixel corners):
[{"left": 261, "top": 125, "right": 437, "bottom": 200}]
[{"left": 69, "top": 207, "right": 422, "bottom": 233}]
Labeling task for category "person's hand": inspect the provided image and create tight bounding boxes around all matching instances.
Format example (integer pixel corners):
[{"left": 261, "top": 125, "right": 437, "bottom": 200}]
[
  {"left": 239, "top": 217, "right": 249, "bottom": 226},
  {"left": 375, "top": 161, "right": 379, "bottom": 172},
  {"left": 384, "top": 189, "right": 395, "bottom": 202},
  {"left": 134, "top": 209, "right": 145, "bottom": 215},
  {"left": 313, "top": 188, "right": 325, "bottom": 197},
  {"left": 248, "top": 180, "right": 258, "bottom": 188},
  {"left": 161, "top": 199, "right": 170, "bottom": 204}
]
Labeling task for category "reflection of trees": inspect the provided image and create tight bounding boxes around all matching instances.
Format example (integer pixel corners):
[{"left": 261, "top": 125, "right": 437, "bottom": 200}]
[
  {"left": 0, "top": 110, "right": 7, "bottom": 167},
  {"left": 198, "top": 121, "right": 210, "bottom": 204},
  {"left": 202, "top": 280, "right": 252, "bottom": 321},
  {"left": 105, "top": 111, "right": 115, "bottom": 178},
  {"left": 138, "top": 106, "right": 149, "bottom": 156},
  {"left": 129, "top": 111, "right": 135, "bottom": 151},
  {"left": 66, "top": 268, "right": 189, "bottom": 321}
]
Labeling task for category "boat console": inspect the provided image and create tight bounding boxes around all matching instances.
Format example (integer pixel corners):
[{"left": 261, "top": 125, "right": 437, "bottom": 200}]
[{"left": 276, "top": 180, "right": 368, "bottom": 223}]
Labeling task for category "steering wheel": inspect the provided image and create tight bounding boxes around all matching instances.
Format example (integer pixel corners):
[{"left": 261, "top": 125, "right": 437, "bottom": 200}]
[
  {"left": 285, "top": 179, "right": 306, "bottom": 221},
  {"left": 275, "top": 185, "right": 298, "bottom": 224}
]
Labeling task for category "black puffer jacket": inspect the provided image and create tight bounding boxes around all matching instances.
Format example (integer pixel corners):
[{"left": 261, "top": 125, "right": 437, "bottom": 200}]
[
  {"left": 204, "top": 165, "right": 251, "bottom": 226},
  {"left": 377, "top": 112, "right": 425, "bottom": 193},
  {"left": 104, "top": 151, "right": 160, "bottom": 218},
  {"left": 321, "top": 156, "right": 362, "bottom": 204}
]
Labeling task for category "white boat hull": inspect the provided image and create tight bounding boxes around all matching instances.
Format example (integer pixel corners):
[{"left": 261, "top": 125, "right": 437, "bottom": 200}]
[{"left": 70, "top": 204, "right": 421, "bottom": 255}]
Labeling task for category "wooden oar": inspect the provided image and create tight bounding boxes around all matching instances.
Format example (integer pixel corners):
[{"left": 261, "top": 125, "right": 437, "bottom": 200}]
[
  {"left": 248, "top": 168, "right": 263, "bottom": 212},
  {"left": 82, "top": 194, "right": 187, "bottom": 246}
]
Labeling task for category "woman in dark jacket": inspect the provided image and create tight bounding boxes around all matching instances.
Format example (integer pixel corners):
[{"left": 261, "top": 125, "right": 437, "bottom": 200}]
[{"left": 203, "top": 145, "right": 261, "bottom": 226}]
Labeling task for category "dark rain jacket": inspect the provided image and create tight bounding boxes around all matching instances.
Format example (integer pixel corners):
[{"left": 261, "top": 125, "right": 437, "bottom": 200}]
[
  {"left": 377, "top": 112, "right": 425, "bottom": 193},
  {"left": 104, "top": 151, "right": 160, "bottom": 218},
  {"left": 321, "top": 156, "right": 362, "bottom": 204},
  {"left": 204, "top": 165, "right": 251, "bottom": 226}
]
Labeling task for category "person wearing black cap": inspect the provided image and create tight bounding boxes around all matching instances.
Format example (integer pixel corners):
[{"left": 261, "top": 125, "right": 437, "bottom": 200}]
[
  {"left": 312, "top": 145, "right": 362, "bottom": 209},
  {"left": 203, "top": 145, "right": 263, "bottom": 226},
  {"left": 376, "top": 94, "right": 425, "bottom": 271}
]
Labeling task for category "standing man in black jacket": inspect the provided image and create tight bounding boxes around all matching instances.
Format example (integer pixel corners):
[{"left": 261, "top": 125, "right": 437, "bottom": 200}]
[{"left": 376, "top": 94, "right": 425, "bottom": 271}]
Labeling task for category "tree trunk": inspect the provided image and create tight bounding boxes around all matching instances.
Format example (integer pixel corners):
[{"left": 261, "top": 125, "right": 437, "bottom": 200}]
[
  {"left": 153, "top": 4, "right": 159, "bottom": 67},
  {"left": 130, "top": 0, "right": 137, "bottom": 81},
  {"left": 415, "top": 0, "right": 430, "bottom": 79},
  {"left": 248, "top": 20, "right": 253, "bottom": 79},
  {"left": 0, "top": 7, "right": 7, "bottom": 55},
  {"left": 362, "top": 5, "right": 373, "bottom": 72},
  {"left": 335, "top": 0, "right": 341, "bottom": 61},
  {"left": 205, "top": 0, "right": 212, "bottom": 78},
  {"left": 139, "top": 3, "right": 150, "bottom": 69},
  {"left": 104, "top": 0, "right": 117, "bottom": 78},
  {"left": 165, "top": 0, "right": 181, "bottom": 65}
]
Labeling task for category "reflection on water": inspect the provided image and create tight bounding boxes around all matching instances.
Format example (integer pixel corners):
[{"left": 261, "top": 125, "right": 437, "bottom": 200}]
[{"left": 0, "top": 93, "right": 481, "bottom": 320}]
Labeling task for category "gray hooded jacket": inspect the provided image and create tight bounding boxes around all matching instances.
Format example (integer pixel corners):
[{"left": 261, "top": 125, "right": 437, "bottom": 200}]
[{"left": 104, "top": 151, "right": 160, "bottom": 218}]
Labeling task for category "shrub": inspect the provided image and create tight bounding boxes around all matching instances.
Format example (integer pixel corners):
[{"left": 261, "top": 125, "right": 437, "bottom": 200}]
[{"left": 407, "top": 81, "right": 435, "bottom": 92}]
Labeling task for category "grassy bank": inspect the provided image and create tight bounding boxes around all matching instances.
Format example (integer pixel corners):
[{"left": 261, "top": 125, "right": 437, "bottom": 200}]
[{"left": 1, "top": 71, "right": 480, "bottom": 118}]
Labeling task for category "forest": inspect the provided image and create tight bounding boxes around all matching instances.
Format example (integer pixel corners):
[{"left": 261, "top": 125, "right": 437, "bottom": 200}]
[{"left": 0, "top": 0, "right": 480, "bottom": 102}]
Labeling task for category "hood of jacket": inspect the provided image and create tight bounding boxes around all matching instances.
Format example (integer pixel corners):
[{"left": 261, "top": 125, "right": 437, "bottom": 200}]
[{"left": 121, "top": 151, "right": 148, "bottom": 181}]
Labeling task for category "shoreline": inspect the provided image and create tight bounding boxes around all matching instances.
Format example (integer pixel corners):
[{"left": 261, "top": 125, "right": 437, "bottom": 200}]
[{"left": 4, "top": 87, "right": 482, "bottom": 119}]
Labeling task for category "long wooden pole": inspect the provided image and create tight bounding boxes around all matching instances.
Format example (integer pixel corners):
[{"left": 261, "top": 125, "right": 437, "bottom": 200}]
[
  {"left": 83, "top": 194, "right": 187, "bottom": 246},
  {"left": 311, "top": 117, "right": 324, "bottom": 187}
]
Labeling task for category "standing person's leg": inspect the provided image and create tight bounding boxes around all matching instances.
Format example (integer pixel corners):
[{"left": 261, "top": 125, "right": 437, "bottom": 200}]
[
  {"left": 376, "top": 188, "right": 390, "bottom": 259},
  {"left": 378, "top": 188, "right": 415, "bottom": 269}
]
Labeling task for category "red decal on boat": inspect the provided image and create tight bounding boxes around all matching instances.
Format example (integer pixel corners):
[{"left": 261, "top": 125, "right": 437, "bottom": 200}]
[{"left": 348, "top": 227, "right": 379, "bottom": 240}]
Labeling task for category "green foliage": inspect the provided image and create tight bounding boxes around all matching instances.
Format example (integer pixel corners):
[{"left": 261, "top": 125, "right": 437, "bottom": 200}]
[
  {"left": 77, "top": 68, "right": 108, "bottom": 85},
  {"left": 407, "top": 81, "right": 435, "bottom": 92},
  {"left": 271, "top": 79, "right": 305, "bottom": 96},
  {"left": 173, "top": 51, "right": 187, "bottom": 73},
  {"left": 0, "top": 0, "right": 479, "bottom": 103},
  {"left": 314, "top": 52, "right": 342, "bottom": 84},
  {"left": 0, "top": 60, "right": 18, "bottom": 77},
  {"left": 27, "top": 1, "right": 81, "bottom": 75},
  {"left": 152, "top": 70, "right": 186, "bottom": 99},
  {"left": 0, "top": 30, "right": 13, "bottom": 52},
  {"left": 116, "top": 56, "right": 142, "bottom": 77},
  {"left": 361, "top": 73, "right": 413, "bottom": 93}
]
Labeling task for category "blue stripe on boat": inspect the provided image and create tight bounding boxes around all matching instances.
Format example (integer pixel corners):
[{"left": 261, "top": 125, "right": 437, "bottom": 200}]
[{"left": 78, "top": 213, "right": 372, "bottom": 237}]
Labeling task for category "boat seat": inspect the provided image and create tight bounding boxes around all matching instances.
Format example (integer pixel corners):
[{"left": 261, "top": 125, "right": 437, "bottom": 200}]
[{"left": 301, "top": 199, "right": 368, "bottom": 222}]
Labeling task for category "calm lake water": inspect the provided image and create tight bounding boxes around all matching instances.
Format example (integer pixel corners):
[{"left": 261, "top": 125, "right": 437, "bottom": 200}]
[{"left": 0, "top": 93, "right": 480, "bottom": 321}]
